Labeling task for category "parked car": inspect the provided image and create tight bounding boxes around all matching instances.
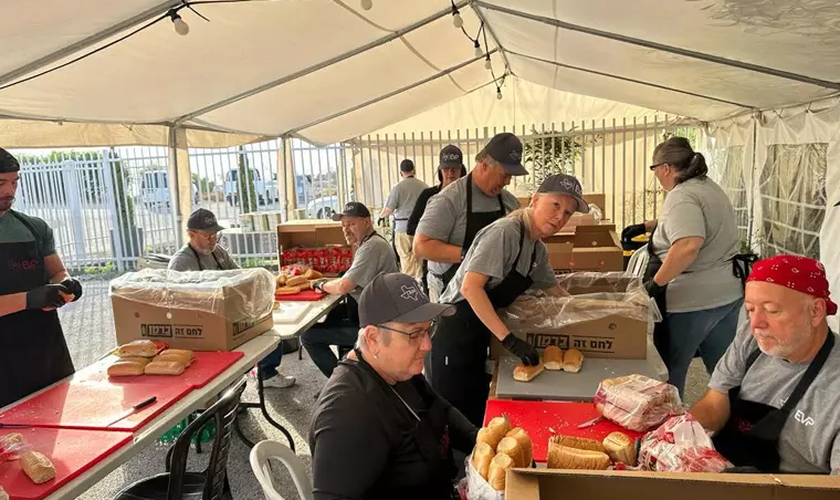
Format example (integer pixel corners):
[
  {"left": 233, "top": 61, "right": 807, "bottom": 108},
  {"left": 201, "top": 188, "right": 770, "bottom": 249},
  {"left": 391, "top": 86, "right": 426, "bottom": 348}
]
[
  {"left": 139, "top": 170, "right": 198, "bottom": 208},
  {"left": 223, "top": 168, "right": 279, "bottom": 206},
  {"left": 306, "top": 195, "right": 339, "bottom": 219}
]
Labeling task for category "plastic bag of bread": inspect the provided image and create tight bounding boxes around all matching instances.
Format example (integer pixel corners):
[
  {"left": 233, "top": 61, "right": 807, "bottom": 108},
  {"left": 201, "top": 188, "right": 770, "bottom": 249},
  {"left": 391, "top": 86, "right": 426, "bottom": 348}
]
[
  {"left": 462, "top": 453, "right": 506, "bottom": 500},
  {"left": 638, "top": 414, "right": 731, "bottom": 473},
  {"left": 593, "top": 374, "right": 682, "bottom": 431},
  {"left": 0, "top": 433, "right": 30, "bottom": 461}
]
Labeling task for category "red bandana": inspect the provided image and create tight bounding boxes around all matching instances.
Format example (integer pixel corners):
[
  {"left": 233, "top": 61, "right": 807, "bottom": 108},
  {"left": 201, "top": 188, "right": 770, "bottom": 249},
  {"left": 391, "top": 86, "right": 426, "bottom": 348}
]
[{"left": 747, "top": 255, "right": 837, "bottom": 316}]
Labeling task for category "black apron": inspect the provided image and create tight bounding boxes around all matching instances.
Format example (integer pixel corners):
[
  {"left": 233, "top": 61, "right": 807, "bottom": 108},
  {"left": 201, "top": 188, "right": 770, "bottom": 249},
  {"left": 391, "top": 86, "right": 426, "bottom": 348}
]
[
  {"left": 431, "top": 219, "right": 538, "bottom": 425},
  {"left": 189, "top": 245, "right": 224, "bottom": 271},
  {"left": 0, "top": 211, "right": 75, "bottom": 408},
  {"left": 713, "top": 332, "right": 834, "bottom": 472},
  {"left": 644, "top": 226, "right": 669, "bottom": 362},
  {"left": 432, "top": 174, "right": 505, "bottom": 295},
  {"left": 349, "top": 349, "right": 458, "bottom": 500}
]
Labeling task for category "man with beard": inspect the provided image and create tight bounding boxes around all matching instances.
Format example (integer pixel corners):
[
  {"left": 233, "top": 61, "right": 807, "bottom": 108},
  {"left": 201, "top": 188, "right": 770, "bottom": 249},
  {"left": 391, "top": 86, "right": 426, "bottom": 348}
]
[
  {"left": 0, "top": 147, "right": 83, "bottom": 407},
  {"left": 690, "top": 255, "right": 840, "bottom": 475},
  {"left": 301, "top": 202, "right": 399, "bottom": 378},
  {"left": 168, "top": 208, "right": 238, "bottom": 272}
]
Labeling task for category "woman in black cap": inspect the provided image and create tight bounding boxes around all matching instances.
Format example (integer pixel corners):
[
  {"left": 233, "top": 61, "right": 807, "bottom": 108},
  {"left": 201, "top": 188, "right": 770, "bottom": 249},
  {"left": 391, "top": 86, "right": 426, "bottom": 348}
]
[{"left": 430, "top": 174, "right": 589, "bottom": 426}]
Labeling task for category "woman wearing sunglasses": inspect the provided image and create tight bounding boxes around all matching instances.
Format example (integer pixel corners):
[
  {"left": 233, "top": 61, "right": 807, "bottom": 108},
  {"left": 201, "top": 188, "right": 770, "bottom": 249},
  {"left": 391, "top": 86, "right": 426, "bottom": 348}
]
[{"left": 309, "top": 273, "right": 477, "bottom": 500}]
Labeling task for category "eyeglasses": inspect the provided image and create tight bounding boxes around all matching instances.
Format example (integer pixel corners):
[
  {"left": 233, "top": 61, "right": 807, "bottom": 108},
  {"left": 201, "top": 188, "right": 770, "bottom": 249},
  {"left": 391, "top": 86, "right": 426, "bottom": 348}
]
[
  {"left": 377, "top": 321, "right": 437, "bottom": 343},
  {"left": 649, "top": 163, "right": 665, "bottom": 171}
]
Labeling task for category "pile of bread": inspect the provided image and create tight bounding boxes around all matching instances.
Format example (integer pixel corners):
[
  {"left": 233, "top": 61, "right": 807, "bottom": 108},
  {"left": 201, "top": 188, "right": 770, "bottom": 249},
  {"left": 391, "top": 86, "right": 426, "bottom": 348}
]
[
  {"left": 471, "top": 416, "right": 532, "bottom": 492},
  {"left": 275, "top": 268, "right": 324, "bottom": 295},
  {"left": 513, "top": 346, "right": 584, "bottom": 382},
  {"left": 107, "top": 340, "right": 195, "bottom": 377},
  {"left": 594, "top": 374, "right": 682, "bottom": 432},
  {"left": 0, "top": 433, "right": 55, "bottom": 485},
  {"left": 547, "top": 432, "right": 636, "bottom": 470}
]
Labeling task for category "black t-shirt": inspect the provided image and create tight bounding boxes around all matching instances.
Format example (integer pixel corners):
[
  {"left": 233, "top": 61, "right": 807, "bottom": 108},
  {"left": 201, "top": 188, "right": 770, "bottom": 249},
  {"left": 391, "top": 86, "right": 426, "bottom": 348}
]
[
  {"left": 406, "top": 185, "right": 441, "bottom": 236},
  {"left": 309, "top": 357, "right": 476, "bottom": 500}
]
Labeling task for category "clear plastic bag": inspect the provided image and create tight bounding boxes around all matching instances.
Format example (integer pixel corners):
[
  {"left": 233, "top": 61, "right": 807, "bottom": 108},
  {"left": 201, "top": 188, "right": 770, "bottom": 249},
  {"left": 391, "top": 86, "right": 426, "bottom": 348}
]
[
  {"left": 638, "top": 414, "right": 732, "bottom": 473},
  {"left": 0, "top": 432, "right": 31, "bottom": 461},
  {"left": 594, "top": 374, "right": 683, "bottom": 432},
  {"left": 459, "top": 454, "right": 505, "bottom": 500}
]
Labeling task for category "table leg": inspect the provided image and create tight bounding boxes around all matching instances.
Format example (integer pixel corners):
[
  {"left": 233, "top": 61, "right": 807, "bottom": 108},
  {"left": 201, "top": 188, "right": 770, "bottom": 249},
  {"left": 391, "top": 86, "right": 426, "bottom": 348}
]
[{"left": 234, "top": 364, "right": 296, "bottom": 452}]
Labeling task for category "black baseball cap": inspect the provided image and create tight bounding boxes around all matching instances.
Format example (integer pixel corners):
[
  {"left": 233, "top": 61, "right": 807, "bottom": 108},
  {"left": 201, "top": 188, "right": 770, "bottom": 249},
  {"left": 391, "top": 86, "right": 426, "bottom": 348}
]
[
  {"left": 331, "top": 201, "right": 371, "bottom": 221},
  {"left": 537, "top": 174, "right": 589, "bottom": 213},
  {"left": 439, "top": 145, "right": 464, "bottom": 169},
  {"left": 359, "top": 273, "right": 454, "bottom": 326},
  {"left": 0, "top": 148, "right": 20, "bottom": 173},
  {"left": 400, "top": 159, "right": 415, "bottom": 173},
  {"left": 187, "top": 208, "right": 224, "bottom": 232},
  {"left": 479, "top": 133, "right": 528, "bottom": 176}
]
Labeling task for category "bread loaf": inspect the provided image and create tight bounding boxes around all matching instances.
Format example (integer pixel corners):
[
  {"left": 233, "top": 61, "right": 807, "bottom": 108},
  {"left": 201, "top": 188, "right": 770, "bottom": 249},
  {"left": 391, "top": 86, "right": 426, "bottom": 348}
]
[
  {"left": 496, "top": 436, "right": 525, "bottom": 468},
  {"left": 472, "top": 442, "right": 494, "bottom": 480},
  {"left": 275, "top": 285, "right": 302, "bottom": 295},
  {"left": 286, "top": 275, "right": 308, "bottom": 287},
  {"left": 476, "top": 416, "right": 511, "bottom": 450},
  {"left": 155, "top": 349, "right": 194, "bottom": 366},
  {"left": 547, "top": 444, "right": 610, "bottom": 470},
  {"left": 548, "top": 435, "right": 606, "bottom": 453},
  {"left": 144, "top": 361, "right": 185, "bottom": 376},
  {"left": 107, "top": 361, "right": 146, "bottom": 377},
  {"left": 0, "top": 432, "right": 25, "bottom": 448},
  {"left": 603, "top": 432, "right": 637, "bottom": 466},
  {"left": 19, "top": 451, "right": 56, "bottom": 484},
  {"left": 119, "top": 356, "right": 151, "bottom": 366},
  {"left": 543, "top": 345, "right": 563, "bottom": 371},
  {"left": 117, "top": 340, "right": 157, "bottom": 358},
  {"left": 275, "top": 274, "right": 287, "bottom": 287},
  {"left": 304, "top": 268, "right": 323, "bottom": 279},
  {"left": 0, "top": 485, "right": 9, "bottom": 500},
  {"left": 487, "top": 452, "right": 513, "bottom": 491},
  {"left": 505, "top": 427, "right": 533, "bottom": 467},
  {"left": 513, "top": 363, "right": 545, "bottom": 382},
  {"left": 563, "top": 348, "right": 583, "bottom": 373},
  {"left": 594, "top": 374, "right": 681, "bottom": 431}
]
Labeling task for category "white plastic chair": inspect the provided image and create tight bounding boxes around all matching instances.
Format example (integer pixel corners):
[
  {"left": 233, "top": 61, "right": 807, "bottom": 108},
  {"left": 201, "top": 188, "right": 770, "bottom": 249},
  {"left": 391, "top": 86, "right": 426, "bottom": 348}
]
[
  {"left": 250, "top": 440, "right": 314, "bottom": 500},
  {"left": 626, "top": 245, "right": 650, "bottom": 278}
]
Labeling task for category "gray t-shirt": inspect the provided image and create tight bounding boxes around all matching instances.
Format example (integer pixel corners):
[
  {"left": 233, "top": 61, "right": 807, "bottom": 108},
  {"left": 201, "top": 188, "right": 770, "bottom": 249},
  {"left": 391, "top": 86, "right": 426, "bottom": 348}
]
[
  {"left": 168, "top": 244, "right": 239, "bottom": 271},
  {"left": 651, "top": 177, "right": 741, "bottom": 313},
  {"left": 416, "top": 175, "right": 519, "bottom": 294},
  {"left": 385, "top": 177, "right": 429, "bottom": 233},
  {"left": 709, "top": 323, "right": 840, "bottom": 474},
  {"left": 0, "top": 211, "right": 56, "bottom": 255},
  {"left": 344, "top": 233, "right": 399, "bottom": 301},
  {"left": 439, "top": 217, "right": 556, "bottom": 304}
]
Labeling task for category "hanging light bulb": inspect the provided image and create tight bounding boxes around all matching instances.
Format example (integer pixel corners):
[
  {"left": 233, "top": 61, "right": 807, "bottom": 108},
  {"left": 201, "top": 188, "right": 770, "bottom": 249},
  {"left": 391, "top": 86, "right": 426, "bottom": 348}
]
[
  {"left": 452, "top": 10, "right": 463, "bottom": 28},
  {"left": 496, "top": 87, "right": 503, "bottom": 100},
  {"left": 474, "top": 40, "right": 483, "bottom": 58},
  {"left": 169, "top": 10, "right": 189, "bottom": 36},
  {"left": 360, "top": 0, "right": 373, "bottom": 10},
  {"left": 484, "top": 55, "right": 492, "bottom": 70}
]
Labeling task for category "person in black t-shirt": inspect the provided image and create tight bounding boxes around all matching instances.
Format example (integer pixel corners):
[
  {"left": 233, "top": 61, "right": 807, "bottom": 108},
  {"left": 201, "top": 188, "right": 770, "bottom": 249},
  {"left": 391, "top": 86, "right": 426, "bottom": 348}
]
[{"left": 309, "top": 273, "right": 477, "bottom": 500}]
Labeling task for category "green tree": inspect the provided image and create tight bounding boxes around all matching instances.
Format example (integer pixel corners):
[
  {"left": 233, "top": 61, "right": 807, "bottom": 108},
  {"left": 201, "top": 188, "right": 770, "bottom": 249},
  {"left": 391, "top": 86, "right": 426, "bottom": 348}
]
[
  {"left": 237, "top": 146, "right": 258, "bottom": 213},
  {"left": 523, "top": 130, "right": 583, "bottom": 186}
]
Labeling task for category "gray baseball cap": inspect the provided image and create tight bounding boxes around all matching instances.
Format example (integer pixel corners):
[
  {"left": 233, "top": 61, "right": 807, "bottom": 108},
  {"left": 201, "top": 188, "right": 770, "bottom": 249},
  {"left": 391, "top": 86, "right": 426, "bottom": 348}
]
[
  {"left": 537, "top": 174, "right": 589, "bottom": 213},
  {"left": 187, "top": 208, "right": 224, "bottom": 232},
  {"left": 479, "top": 132, "right": 528, "bottom": 176},
  {"left": 359, "top": 273, "right": 454, "bottom": 326}
]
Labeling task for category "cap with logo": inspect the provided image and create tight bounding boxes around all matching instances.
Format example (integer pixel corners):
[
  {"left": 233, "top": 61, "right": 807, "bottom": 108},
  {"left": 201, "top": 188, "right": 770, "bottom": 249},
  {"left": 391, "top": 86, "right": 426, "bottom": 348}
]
[
  {"left": 331, "top": 201, "right": 372, "bottom": 221},
  {"left": 479, "top": 132, "right": 528, "bottom": 176},
  {"left": 537, "top": 173, "right": 589, "bottom": 213},
  {"left": 359, "top": 273, "right": 454, "bottom": 326},
  {"left": 187, "top": 208, "right": 225, "bottom": 232},
  {"left": 0, "top": 147, "right": 20, "bottom": 173},
  {"left": 439, "top": 145, "right": 464, "bottom": 169},
  {"left": 400, "top": 159, "right": 415, "bottom": 173}
]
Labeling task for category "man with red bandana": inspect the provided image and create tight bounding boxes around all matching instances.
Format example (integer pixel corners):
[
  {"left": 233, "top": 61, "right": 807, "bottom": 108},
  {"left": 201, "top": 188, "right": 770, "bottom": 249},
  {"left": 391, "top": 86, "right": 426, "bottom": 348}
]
[{"left": 690, "top": 255, "right": 840, "bottom": 474}]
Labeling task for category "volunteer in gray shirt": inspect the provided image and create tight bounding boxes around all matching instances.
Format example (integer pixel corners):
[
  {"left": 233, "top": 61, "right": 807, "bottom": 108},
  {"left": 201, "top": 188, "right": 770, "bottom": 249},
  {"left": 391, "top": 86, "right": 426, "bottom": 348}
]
[
  {"left": 691, "top": 255, "right": 840, "bottom": 474},
  {"left": 630, "top": 137, "right": 743, "bottom": 397},
  {"left": 379, "top": 159, "right": 428, "bottom": 279},
  {"left": 414, "top": 133, "right": 525, "bottom": 302},
  {"left": 430, "top": 174, "right": 587, "bottom": 426},
  {"left": 168, "top": 208, "right": 239, "bottom": 272},
  {"left": 303, "top": 202, "right": 399, "bottom": 378}
]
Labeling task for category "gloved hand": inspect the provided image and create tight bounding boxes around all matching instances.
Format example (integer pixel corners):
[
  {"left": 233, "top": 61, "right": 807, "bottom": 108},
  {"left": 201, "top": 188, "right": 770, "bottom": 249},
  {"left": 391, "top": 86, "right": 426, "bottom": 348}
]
[
  {"left": 312, "top": 278, "right": 328, "bottom": 292},
  {"left": 621, "top": 223, "right": 647, "bottom": 243},
  {"left": 26, "top": 284, "right": 71, "bottom": 310},
  {"left": 376, "top": 217, "right": 386, "bottom": 227},
  {"left": 60, "top": 277, "right": 83, "bottom": 301},
  {"left": 502, "top": 333, "right": 539, "bottom": 366},
  {"left": 644, "top": 279, "right": 665, "bottom": 297}
]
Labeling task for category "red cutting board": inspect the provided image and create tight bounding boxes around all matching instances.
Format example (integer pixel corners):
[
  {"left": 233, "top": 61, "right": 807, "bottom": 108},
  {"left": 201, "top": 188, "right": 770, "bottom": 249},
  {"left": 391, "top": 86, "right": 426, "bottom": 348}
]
[
  {"left": 0, "top": 427, "right": 132, "bottom": 500},
  {"left": 74, "top": 351, "right": 245, "bottom": 389},
  {"left": 0, "top": 380, "right": 192, "bottom": 432},
  {"left": 483, "top": 399, "right": 644, "bottom": 463},
  {"left": 275, "top": 290, "right": 326, "bottom": 301}
]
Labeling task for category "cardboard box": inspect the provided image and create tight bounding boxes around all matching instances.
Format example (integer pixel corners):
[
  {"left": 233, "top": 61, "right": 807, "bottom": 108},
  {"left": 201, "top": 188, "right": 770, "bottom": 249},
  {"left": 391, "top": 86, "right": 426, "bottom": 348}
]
[
  {"left": 505, "top": 468, "right": 840, "bottom": 500},
  {"left": 276, "top": 220, "right": 351, "bottom": 272},
  {"left": 547, "top": 229, "right": 623, "bottom": 272}
]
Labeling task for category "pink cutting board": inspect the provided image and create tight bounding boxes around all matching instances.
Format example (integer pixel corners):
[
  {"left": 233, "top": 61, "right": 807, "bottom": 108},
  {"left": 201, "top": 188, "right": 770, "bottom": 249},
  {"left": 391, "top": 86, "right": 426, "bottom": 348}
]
[
  {"left": 74, "top": 351, "right": 245, "bottom": 389},
  {"left": 275, "top": 290, "right": 326, "bottom": 301},
  {"left": 0, "top": 427, "right": 132, "bottom": 500}
]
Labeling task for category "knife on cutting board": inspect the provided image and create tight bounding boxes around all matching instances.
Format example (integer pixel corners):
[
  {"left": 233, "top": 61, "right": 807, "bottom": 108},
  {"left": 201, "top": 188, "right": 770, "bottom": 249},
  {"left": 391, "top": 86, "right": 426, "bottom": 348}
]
[{"left": 105, "top": 396, "right": 157, "bottom": 427}]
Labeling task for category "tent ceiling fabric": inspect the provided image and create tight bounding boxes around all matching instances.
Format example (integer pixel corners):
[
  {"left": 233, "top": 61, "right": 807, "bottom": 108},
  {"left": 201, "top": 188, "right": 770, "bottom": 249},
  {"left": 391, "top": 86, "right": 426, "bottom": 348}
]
[{"left": 1, "top": 0, "right": 839, "bottom": 147}]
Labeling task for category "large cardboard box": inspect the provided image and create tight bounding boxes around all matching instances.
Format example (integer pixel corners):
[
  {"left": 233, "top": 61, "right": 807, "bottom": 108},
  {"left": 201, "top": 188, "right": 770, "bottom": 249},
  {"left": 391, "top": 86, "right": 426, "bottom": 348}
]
[
  {"left": 545, "top": 228, "right": 623, "bottom": 272},
  {"left": 276, "top": 220, "right": 351, "bottom": 273},
  {"left": 493, "top": 273, "right": 649, "bottom": 359},
  {"left": 505, "top": 469, "right": 840, "bottom": 500},
  {"left": 111, "top": 269, "right": 276, "bottom": 351}
]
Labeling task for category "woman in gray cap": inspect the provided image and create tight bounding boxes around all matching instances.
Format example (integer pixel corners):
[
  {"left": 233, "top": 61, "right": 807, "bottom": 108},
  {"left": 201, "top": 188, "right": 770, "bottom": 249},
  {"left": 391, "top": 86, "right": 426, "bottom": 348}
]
[{"left": 430, "top": 174, "right": 589, "bottom": 426}]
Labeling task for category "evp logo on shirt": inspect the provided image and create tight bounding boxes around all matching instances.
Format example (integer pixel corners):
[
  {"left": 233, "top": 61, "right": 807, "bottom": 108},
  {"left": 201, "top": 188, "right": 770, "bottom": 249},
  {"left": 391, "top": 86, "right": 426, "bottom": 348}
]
[{"left": 780, "top": 397, "right": 815, "bottom": 426}]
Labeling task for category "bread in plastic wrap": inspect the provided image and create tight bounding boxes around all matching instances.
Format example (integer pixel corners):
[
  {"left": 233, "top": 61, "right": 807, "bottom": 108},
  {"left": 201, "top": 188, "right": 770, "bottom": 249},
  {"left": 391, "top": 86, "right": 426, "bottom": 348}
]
[
  {"left": 109, "top": 268, "right": 276, "bottom": 322},
  {"left": 460, "top": 453, "right": 506, "bottom": 500},
  {"left": 594, "top": 374, "right": 682, "bottom": 432},
  {"left": 638, "top": 414, "right": 732, "bottom": 473}
]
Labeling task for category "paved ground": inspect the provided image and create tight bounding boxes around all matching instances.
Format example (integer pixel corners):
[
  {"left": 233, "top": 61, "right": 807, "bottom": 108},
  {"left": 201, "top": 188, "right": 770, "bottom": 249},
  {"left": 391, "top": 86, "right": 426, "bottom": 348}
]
[{"left": 58, "top": 277, "right": 711, "bottom": 500}]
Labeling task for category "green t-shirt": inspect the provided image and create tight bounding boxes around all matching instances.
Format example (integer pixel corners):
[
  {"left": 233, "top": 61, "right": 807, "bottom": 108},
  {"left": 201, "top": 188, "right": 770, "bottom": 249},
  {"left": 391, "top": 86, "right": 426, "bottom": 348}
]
[{"left": 0, "top": 211, "right": 56, "bottom": 255}]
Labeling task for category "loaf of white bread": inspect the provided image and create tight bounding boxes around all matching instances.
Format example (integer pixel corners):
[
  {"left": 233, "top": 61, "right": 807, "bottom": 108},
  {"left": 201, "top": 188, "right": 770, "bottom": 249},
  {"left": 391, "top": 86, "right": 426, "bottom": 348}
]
[
  {"left": 603, "top": 431, "right": 637, "bottom": 466},
  {"left": 543, "top": 346, "right": 563, "bottom": 370},
  {"left": 471, "top": 417, "right": 532, "bottom": 491},
  {"left": 117, "top": 339, "right": 158, "bottom": 358},
  {"left": 19, "top": 451, "right": 56, "bottom": 484},
  {"left": 0, "top": 485, "right": 8, "bottom": 500},
  {"left": 547, "top": 435, "right": 610, "bottom": 470},
  {"left": 594, "top": 374, "right": 682, "bottom": 431}
]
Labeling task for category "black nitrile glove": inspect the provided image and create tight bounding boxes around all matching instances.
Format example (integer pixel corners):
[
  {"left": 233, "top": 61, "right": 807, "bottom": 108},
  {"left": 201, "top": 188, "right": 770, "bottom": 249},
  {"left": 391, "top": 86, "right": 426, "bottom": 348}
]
[
  {"left": 621, "top": 223, "right": 647, "bottom": 243},
  {"left": 502, "top": 334, "right": 539, "bottom": 366},
  {"left": 60, "top": 277, "right": 83, "bottom": 301},
  {"left": 644, "top": 279, "right": 665, "bottom": 297},
  {"left": 313, "top": 278, "right": 328, "bottom": 292},
  {"left": 26, "top": 284, "right": 71, "bottom": 310},
  {"left": 377, "top": 217, "right": 386, "bottom": 227}
]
